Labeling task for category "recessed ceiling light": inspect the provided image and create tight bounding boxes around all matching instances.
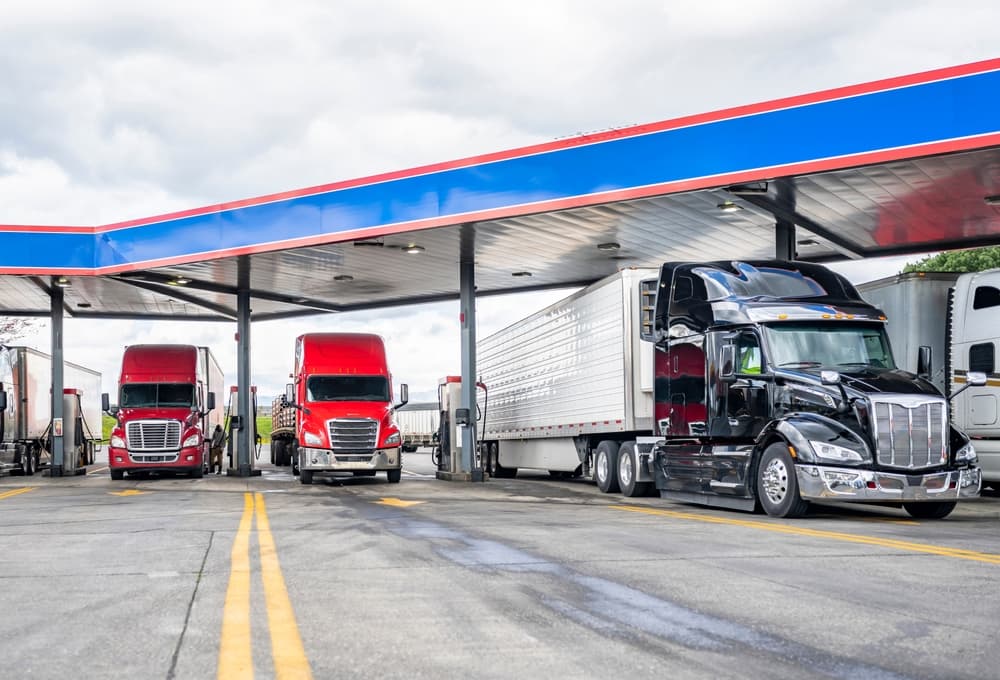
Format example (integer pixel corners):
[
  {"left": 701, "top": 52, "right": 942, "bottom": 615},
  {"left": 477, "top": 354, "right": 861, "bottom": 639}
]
[
  {"left": 597, "top": 242, "right": 621, "bottom": 252},
  {"left": 54, "top": 276, "right": 71, "bottom": 288},
  {"left": 77, "top": 302, "right": 92, "bottom": 308},
  {"left": 403, "top": 244, "right": 425, "bottom": 254},
  {"left": 333, "top": 275, "right": 354, "bottom": 282},
  {"left": 168, "top": 276, "right": 190, "bottom": 286},
  {"left": 717, "top": 201, "right": 741, "bottom": 213},
  {"left": 512, "top": 271, "right": 532, "bottom": 277},
  {"left": 354, "top": 240, "right": 385, "bottom": 247}
]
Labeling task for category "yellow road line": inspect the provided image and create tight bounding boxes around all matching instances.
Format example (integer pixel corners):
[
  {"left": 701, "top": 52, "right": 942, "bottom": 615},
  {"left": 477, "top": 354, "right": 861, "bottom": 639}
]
[
  {"left": 611, "top": 505, "right": 1000, "bottom": 565},
  {"left": 0, "top": 487, "right": 37, "bottom": 500},
  {"left": 255, "top": 492, "right": 313, "bottom": 680},
  {"left": 218, "top": 493, "right": 255, "bottom": 679}
]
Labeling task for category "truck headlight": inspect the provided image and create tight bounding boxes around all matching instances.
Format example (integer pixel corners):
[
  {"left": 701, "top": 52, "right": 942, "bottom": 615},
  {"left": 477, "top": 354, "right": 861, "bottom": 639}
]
[
  {"left": 182, "top": 433, "right": 201, "bottom": 447},
  {"left": 809, "top": 440, "right": 864, "bottom": 463},
  {"left": 955, "top": 442, "right": 977, "bottom": 464},
  {"left": 111, "top": 434, "right": 125, "bottom": 448},
  {"left": 303, "top": 431, "right": 323, "bottom": 446},
  {"left": 384, "top": 432, "right": 401, "bottom": 446}
]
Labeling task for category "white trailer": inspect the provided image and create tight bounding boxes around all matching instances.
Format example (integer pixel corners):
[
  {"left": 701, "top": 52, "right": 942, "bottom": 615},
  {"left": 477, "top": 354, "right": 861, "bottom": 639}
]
[
  {"left": 478, "top": 268, "right": 657, "bottom": 486},
  {"left": 0, "top": 346, "right": 103, "bottom": 475},
  {"left": 395, "top": 402, "right": 439, "bottom": 452},
  {"left": 859, "top": 270, "right": 1000, "bottom": 485}
]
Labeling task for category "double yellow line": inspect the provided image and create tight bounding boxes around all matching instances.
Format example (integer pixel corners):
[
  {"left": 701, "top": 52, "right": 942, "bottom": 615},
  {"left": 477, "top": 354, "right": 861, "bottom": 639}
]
[
  {"left": 611, "top": 505, "right": 1000, "bottom": 565},
  {"left": 0, "top": 487, "right": 36, "bottom": 500},
  {"left": 219, "top": 492, "right": 312, "bottom": 679}
]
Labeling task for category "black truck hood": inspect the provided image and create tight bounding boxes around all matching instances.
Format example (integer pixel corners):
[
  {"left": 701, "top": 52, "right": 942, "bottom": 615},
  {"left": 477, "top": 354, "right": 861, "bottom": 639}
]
[{"left": 781, "top": 366, "right": 941, "bottom": 399}]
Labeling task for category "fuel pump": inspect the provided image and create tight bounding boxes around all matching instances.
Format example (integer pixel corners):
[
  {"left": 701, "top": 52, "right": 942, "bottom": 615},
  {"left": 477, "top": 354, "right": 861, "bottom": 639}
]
[
  {"left": 225, "top": 385, "right": 260, "bottom": 472},
  {"left": 434, "top": 376, "right": 487, "bottom": 478},
  {"left": 58, "top": 389, "right": 94, "bottom": 476}
]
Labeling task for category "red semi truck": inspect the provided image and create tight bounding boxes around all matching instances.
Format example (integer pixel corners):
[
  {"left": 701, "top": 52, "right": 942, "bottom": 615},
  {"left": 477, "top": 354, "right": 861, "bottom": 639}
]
[
  {"left": 270, "top": 333, "right": 408, "bottom": 485},
  {"left": 102, "top": 345, "right": 224, "bottom": 480}
]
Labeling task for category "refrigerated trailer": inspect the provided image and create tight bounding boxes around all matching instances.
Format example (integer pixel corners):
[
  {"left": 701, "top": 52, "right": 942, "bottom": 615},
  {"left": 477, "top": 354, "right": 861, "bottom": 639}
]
[
  {"left": 478, "top": 267, "right": 658, "bottom": 488},
  {"left": 859, "top": 270, "right": 1000, "bottom": 485},
  {"left": 0, "top": 346, "right": 103, "bottom": 475}
]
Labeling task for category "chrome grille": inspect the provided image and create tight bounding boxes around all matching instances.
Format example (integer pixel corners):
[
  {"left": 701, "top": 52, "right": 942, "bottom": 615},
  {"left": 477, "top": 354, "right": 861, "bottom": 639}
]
[
  {"left": 126, "top": 420, "right": 182, "bottom": 451},
  {"left": 870, "top": 397, "right": 947, "bottom": 469},
  {"left": 327, "top": 418, "right": 378, "bottom": 451}
]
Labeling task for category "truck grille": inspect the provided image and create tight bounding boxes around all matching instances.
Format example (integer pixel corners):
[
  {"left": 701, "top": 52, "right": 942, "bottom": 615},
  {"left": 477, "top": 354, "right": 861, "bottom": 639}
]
[
  {"left": 327, "top": 418, "right": 378, "bottom": 452},
  {"left": 870, "top": 397, "right": 947, "bottom": 470},
  {"left": 127, "top": 420, "right": 182, "bottom": 451}
]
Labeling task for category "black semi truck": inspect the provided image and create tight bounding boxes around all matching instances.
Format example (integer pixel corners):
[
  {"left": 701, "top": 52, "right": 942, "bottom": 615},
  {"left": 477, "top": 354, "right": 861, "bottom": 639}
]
[{"left": 627, "top": 260, "right": 983, "bottom": 519}]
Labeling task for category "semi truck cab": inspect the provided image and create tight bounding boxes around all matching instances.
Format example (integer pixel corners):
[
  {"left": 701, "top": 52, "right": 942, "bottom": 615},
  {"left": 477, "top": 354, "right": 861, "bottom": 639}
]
[{"left": 640, "top": 260, "right": 983, "bottom": 518}]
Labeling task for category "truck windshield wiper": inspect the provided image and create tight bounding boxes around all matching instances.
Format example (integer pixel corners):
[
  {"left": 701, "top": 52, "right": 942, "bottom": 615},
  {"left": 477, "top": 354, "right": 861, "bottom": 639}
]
[{"left": 777, "top": 361, "right": 822, "bottom": 368}]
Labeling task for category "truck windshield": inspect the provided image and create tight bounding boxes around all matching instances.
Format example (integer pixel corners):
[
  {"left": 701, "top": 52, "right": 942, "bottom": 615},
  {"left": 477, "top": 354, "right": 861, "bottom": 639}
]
[
  {"left": 307, "top": 376, "right": 389, "bottom": 402},
  {"left": 762, "top": 323, "right": 896, "bottom": 370},
  {"left": 120, "top": 384, "right": 196, "bottom": 408}
]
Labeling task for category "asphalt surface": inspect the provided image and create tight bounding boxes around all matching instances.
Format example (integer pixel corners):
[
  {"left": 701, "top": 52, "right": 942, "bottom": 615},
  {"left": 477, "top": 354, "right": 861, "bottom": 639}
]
[{"left": 2, "top": 448, "right": 1000, "bottom": 679}]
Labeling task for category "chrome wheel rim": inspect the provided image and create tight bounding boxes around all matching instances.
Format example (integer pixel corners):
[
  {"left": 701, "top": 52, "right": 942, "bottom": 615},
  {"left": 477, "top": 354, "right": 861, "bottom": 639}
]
[
  {"left": 596, "top": 451, "right": 608, "bottom": 484},
  {"left": 761, "top": 457, "right": 790, "bottom": 505},
  {"left": 619, "top": 450, "right": 633, "bottom": 487}
]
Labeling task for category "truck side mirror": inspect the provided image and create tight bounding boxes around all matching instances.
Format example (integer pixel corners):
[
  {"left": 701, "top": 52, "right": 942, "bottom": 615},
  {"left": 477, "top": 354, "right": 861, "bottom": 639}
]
[
  {"left": 720, "top": 345, "right": 736, "bottom": 382},
  {"left": 951, "top": 371, "right": 988, "bottom": 400},
  {"left": 102, "top": 392, "right": 110, "bottom": 412},
  {"left": 207, "top": 392, "right": 216, "bottom": 411},
  {"left": 396, "top": 383, "right": 409, "bottom": 408},
  {"left": 917, "top": 345, "right": 932, "bottom": 378},
  {"left": 285, "top": 383, "right": 294, "bottom": 404}
]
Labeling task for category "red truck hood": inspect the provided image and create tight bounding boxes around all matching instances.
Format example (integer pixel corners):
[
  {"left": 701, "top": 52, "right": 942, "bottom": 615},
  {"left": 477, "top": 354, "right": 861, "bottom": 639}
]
[
  {"left": 118, "top": 407, "right": 200, "bottom": 425},
  {"left": 303, "top": 401, "right": 393, "bottom": 425}
]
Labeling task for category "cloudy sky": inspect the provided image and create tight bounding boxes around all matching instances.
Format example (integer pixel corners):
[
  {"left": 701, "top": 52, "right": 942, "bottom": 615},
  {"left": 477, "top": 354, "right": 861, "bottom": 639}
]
[{"left": 2, "top": 0, "right": 997, "bottom": 402}]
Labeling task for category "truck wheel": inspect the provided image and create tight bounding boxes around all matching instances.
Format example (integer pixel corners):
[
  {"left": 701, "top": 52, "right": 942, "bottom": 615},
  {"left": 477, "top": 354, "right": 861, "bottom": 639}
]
[
  {"left": 903, "top": 501, "right": 957, "bottom": 519},
  {"left": 387, "top": 469, "right": 402, "bottom": 483},
  {"left": 300, "top": 469, "right": 313, "bottom": 485},
  {"left": 110, "top": 469, "right": 124, "bottom": 480},
  {"left": 594, "top": 441, "right": 620, "bottom": 494},
  {"left": 192, "top": 465, "right": 204, "bottom": 479},
  {"left": 618, "top": 441, "right": 652, "bottom": 497},
  {"left": 270, "top": 441, "right": 277, "bottom": 465},
  {"left": 21, "top": 452, "right": 33, "bottom": 476},
  {"left": 756, "top": 443, "right": 809, "bottom": 518}
]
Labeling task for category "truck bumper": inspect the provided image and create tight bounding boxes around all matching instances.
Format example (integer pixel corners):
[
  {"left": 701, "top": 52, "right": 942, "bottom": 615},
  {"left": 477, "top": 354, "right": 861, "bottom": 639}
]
[
  {"left": 109, "top": 446, "right": 203, "bottom": 470},
  {"left": 299, "top": 447, "right": 401, "bottom": 471},
  {"left": 795, "top": 465, "right": 981, "bottom": 502}
]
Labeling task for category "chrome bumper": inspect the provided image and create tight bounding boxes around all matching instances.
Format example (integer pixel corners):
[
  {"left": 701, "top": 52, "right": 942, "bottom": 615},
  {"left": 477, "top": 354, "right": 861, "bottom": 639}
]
[
  {"left": 299, "top": 447, "right": 400, "bottom": 471},
  {"left": 795, "top": 465, "right": 981, "bottom": 502}
]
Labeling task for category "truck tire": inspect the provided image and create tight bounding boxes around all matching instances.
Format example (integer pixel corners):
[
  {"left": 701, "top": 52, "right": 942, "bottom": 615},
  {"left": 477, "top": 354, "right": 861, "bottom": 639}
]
[
  {"left": 300, "top": 469, "right": 313, "bottom": 485},
  {"left": 270, "top": 441, "right": 277, "bottom": 465},
  {"left": 192, "top": 465, "right": 204, "bottom": 479},
  {"left": 594, "top": 441, "right": 620, "bottom": 494},
  {"left": 291, "top": 443, "right": 300, "bottom": 476},
  {"left": 618, "top": 441, "right": 652, "bottom": 497},
  {"left": 110, "top": 469, "right": 124, "bottom": 480},
  {"left": 387, "top": 468, "right": 402, "bottom": 483},
  {"left": 21, "top": 451, "right": 33, "bottom": 476},
  {"left": 903, "top": 501, "right": 957, "bottom": 519},
  {"left": 756, "top": 442, "right": 809, "bottom": 518}
]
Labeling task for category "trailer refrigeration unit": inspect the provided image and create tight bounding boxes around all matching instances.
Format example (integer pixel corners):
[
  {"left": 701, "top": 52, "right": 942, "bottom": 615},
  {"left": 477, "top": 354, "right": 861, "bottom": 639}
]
[
  {"left": 103, "top": 345, "right": 224, "bottom": 479},
  {"left": 396, "top": 402, "right": 439, "bottom": 452},
  {"left": 479, "top": 262, "right": 984, "bottom": 519},
  {"left": 858, "top": 270, "right": 1000, "bottom": 487},
  {"left": 271, "top": 333, "right": 409, "bottom": 485},
  {"left": 0, "top": 346, "right": 102, "bottom": 476}
]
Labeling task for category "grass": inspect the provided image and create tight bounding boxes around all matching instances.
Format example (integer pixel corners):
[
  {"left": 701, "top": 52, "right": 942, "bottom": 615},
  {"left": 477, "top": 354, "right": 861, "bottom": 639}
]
[{"left": 102, "top": 415, "right": 273, "bottom": 442}]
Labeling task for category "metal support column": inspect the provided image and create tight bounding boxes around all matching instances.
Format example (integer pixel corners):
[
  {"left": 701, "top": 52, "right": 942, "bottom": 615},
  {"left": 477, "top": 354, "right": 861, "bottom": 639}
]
[
  {"left": 235, "top": 256, "right": 258, "bottom": 477},
  {"left": 459, "top": 226, "right": 483, "bottom": 481},
  {"left": 49, "top": 278, "right": 65, "bottom": 476},
  {"left": 775, "top": 219, "right": 796, "bottom": 260}
]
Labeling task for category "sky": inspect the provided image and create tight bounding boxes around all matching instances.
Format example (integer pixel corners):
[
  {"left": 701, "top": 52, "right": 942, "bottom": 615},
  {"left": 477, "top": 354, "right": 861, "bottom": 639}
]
[{"left": 2, "top": 0, "right": 997, "bottom": 403}]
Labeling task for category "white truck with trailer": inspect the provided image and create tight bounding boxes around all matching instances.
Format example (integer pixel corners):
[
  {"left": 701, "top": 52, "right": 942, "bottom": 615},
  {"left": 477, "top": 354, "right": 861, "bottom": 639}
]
[
  {"left": 396, "top": 401, "right": 439, "bottom": 452},
  {"left": 0, "top": 345, "right": 103, "bottom": 475},
  {"left": 477, "top": 267, "right": 658, "bottom": 493},
  {"left": 859, "top": 269, "right": 1000, "bottom": 487}
]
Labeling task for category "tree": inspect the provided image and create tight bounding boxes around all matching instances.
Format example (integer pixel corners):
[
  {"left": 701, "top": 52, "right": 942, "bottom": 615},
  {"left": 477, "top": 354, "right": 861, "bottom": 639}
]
[
  {"left": 902, "top": 246, "right": 1000, "bottom": 274},
  {"left": 0, "top": 317, "right": 40, "bottom": 345}
]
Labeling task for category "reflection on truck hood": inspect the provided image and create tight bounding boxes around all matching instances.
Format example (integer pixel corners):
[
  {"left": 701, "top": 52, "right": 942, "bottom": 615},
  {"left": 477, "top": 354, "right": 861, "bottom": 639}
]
[
  {"left": 303, "top": 401, "right": 395, "bottom": 425},
  {"left": 118, "top": 407, "right": 199, "bottom": 424},
  {"left": 784, "top": 367, "right": 940, "bottom": 398}
]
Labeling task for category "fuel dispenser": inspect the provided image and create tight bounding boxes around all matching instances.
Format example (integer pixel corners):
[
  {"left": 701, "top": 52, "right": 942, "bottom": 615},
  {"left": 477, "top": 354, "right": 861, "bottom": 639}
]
[
  {"left": 434, "top": 376, "right": 487, "bottom": 480},
  {"left": 56, "top": 388, "right": 95, "bottom": 476},
  {"left": 224, "top": 385, "right": 261, "bottom": 474}
]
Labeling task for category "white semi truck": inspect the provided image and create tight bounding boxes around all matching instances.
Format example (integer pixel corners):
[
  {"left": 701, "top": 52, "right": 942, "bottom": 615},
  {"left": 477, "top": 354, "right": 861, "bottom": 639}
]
[
  {"left": 859, "top": 269, "right": 1000, "bottom": 487},
  {"left": 0, "top": 346, "right": 103, "bottom": 475},
  {"left": 395, "top": 401, "right": 439, "bottom": 452}
]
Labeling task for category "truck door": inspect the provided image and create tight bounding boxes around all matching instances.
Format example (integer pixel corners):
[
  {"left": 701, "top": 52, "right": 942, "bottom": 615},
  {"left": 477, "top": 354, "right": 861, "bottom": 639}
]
[{"left": 726, "top": 332, "right": 769, "bottom": 438}]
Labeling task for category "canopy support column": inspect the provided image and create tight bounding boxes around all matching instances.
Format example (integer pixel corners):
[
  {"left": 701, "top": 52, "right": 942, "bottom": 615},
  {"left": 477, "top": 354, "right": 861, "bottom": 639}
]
[
  {"left": 775, "top": 219, "right": 796, "bottom": 260},
  {"left": 235, "top": 256, "right": 258, "bottom": 477},
  {"left": 460, "top": 226, "right": 483, "bottom": 481},
  {"left": 48, "top": 279, "right": 65, "bottom": 476}
]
